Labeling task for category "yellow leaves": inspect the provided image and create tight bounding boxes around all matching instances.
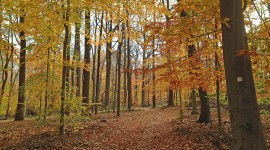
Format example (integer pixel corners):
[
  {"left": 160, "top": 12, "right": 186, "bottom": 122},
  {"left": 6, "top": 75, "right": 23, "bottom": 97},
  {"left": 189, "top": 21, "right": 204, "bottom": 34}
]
[{"left": 221, "top": 18, "right": 230, "bottom": 28}]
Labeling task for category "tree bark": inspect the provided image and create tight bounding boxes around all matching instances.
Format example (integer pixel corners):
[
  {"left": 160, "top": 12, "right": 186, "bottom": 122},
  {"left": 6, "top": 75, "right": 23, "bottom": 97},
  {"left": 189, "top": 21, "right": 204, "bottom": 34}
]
[
  {"left": 95, "top": 12, "right": 104, "bottom": 114},
  {"left": 219, "top": 0, "right": 267, "bottom": 149},
  {"left": 15, "top": 15, "right": 26, "bottom": 121},
  {"left": 44, "top": 46, "right": 50, "bottom": 120},
  {"left": 197, "top": 87, "right": 211, "bottom": 123},
  {"left": 104, "top": 17, "right": 112, "bottom": 108},
  {"left": 190, "top": 89, "right": 198, "bottom": 114},
  {"left": 74, "top": 12, "right": 81, "bottom": 97},
  {"left": 116, "top": 31, "right": 123, "bottom": 117},
  {"left": 168, "top": 89, "right": 174, "bottom": 106},
  {"left": 126, "top": 11, "right": 132, "bottom": 111},
  {"left": 59, "top": 0, "right": 70, "bottom": 134},
  {"left": 113, "top": 60, "right": 118, "bottom": 113},
  {"left": 141, "top": 34, "right": 146, "bottom": 107},
  {"left": 215, "top": 51, "right": 222, "bottom": 128},
  {"left": 82, "top": 10, "right": 91, "bottom": 106}
]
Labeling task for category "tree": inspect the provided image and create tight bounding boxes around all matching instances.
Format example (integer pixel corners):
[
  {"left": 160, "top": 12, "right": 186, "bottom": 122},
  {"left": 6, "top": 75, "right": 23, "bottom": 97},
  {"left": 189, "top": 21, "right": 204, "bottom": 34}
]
[
  {"left": 197, "top": 87, "right": 211, "bottom": 123},
  {"left": 116, "top": 25, "right": 123, "bottom": 117},
  {"left": 82, "top": 10, "right": 91, "bottom": 108},
  {"left": 14, "top": 14, "right": 26, "bottom": 121},
  {"left": 59, "top": 0, "right": 71, "bottom": 134},
  {"left": 74, "top": 9, "right": 81, "bottom": 98},
  {"left": 190, "top": 89, "right": 198, "bottom": 114},
  {"left": 219, "top": 0, "right": 267, "bottom": 149},
  {"left": 141, "top": 34, "right": 146, "bottom": 107},
  {"left": 95, "top": 12, "right": 104, "bottom": 114},
  {"left": 161, "top": 0, "right": 174, "bottom": 107},
  {"left": 104, "top": 13, "right": 112, "bottom": 109},
  {"left": 126, "top": 9, "right": 132, "bottom": 111}
]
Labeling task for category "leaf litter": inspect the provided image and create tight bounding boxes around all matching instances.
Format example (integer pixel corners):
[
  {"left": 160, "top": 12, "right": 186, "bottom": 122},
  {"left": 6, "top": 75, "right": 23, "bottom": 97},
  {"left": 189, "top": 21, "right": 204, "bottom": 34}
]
[{"left": 0, "top": 107, "right": 269, "bottom": 149}]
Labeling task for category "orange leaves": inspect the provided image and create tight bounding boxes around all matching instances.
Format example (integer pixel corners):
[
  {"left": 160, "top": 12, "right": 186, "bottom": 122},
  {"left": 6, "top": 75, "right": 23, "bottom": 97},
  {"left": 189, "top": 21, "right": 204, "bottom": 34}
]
[{"left": 235, "top": 50, "right": 258, "bottom": 57}]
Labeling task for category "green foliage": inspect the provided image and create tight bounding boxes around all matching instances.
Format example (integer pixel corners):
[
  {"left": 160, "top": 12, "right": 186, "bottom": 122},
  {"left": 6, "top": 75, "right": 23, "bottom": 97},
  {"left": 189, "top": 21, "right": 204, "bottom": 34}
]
[{"left": 258, "top": 98, "right": 270, "bottom": 114}]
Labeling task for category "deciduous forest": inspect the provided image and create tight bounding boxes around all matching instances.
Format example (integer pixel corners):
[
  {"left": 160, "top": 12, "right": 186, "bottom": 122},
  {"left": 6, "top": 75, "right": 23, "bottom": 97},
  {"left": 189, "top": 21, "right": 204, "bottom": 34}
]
[{"left": 0, "top": 0, "right": 270, "bottom": 149}]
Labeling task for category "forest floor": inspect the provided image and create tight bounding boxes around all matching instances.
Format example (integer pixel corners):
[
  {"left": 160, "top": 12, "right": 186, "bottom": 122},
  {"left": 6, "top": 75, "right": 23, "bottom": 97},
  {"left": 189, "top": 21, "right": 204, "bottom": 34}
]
[{"left": 0, "top": 107, "right": 270, "bottom": 150}]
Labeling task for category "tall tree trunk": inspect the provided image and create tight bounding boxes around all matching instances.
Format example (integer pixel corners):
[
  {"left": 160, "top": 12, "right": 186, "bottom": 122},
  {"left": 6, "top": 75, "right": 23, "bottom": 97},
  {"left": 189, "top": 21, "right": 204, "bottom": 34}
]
[
  {"left": 214, "top": 19, "right": 222, "bottom": 128},
  {"left": 15, "top": 15, "right": 26, "bottom": 121},
  {"left": 82, "top": 10, "right": 91, "bottom": 107},
  {"left": 116, "top": 31, "right": 123, "bottom": 117},
  {"left": 59, "top": 0, "right": 70, "bottom": 134},
  {"left": 74, "top": 12, "right": 81, "bottom": 97},
  {"left": 215, "top": 51, "right": 222, "bottom": 127},
  {"left": 164, "top": 0, "right": 173, "bottom": 107},
  {"left": 123, "top": 43, "right": 127, "bottom": 107},
  {"left": 44, "top": 46, "right": 50, "bottom": 120},
  {"left": 141, "top": 34, "right": 146, "bottom": 107},
  {"left": 95, "top": 12, "right": 104, "bottom": 114},
  {"left": 152, "top": 11, "right": 156, "bottom": 108},
  {"left": 91, "top": 13, "right": 98, "bottom": 113},
  {"left": 126, "top": 11, "right": 132, "bottom": 111},
  {"left": 113, "top": 60, "right": 118, "bottom": 113},
  {"left": 152, "top": 59, "right": 156, "bottom": 108},
  {"left": 134, "top": 48, "right": 139, "bottom": 106},
  {"left": 104, "top": 17, "right": 112, "bottom": 108},
  {"left": 219, "top": 0, "right": 267, "bottom": 149}
]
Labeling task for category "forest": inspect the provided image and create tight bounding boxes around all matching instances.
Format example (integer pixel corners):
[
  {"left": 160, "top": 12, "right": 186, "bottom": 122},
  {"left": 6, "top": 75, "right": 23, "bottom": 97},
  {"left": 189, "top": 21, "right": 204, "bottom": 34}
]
[{"left": 0, "top": 0, "right": 270, "bottom": 149}]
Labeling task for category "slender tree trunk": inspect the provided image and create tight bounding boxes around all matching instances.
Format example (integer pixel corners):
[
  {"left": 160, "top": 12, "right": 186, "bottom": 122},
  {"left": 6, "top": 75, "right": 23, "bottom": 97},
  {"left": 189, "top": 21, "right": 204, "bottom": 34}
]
[
  {"left": 82, "top": 10, "right": 91, "bottom": 107},
  {"left": 214, "top": 19, "right": 222, "bottom": 128},
  {"left": 152, "top": 11, "right": 156, "bottom": 108},
  {"left": 113, "top": 61, "right": 118, "bottom": 113},
  {"left": 59, "top": 0, "right": 70, "bottom": 134},
  {"left": 134, "top": 47, "right": 139, "bottom": 106},
  {"left": 123, "top": 43, "right": 127, "bottom": 107},
  {"left": 164, "top": 0, "right": 174, "bottom": 107},
  {"left": 179, "top": 90, "right": 183, "bottom": 122},
  {"left": 141, "top": 34, "right": 146, "bottom": 107},
  {"left": 126, "top": 12, "right": 132, "bottom": 111},
  {"left": 215, "top": 52, "right": 222, "bottom": 128},
  {"left": 74, "top": 12, "right": 81, "bottom": 97},
  {"left": 95, "top": 12, "right": 104, "bottom": 114},
  {"left": 147, "top": 63, "right": 150, "bottom": 107},
  {"left": 219, "top": 0, "right": 267, "bottom": 149},
  {"left": 91, "top": 13, "right": 98, "bottom": 113},
  {"left": 116, "top": 32, "right": 123, "bottom": 117},
  {"left": 44, "top": 47, "right": 50, "bottom": 120},
  {"left": 15, "top": 15, "right": 26, "bottom": 121},
  {"left": 39, "top": 92, "right": 42, "bottom": 120},
  {"left": 91, "top": 47, "right": 96, "bottom": 113},
  {"left": 104, "top": 17, "right": 112, "bottom": 108}
]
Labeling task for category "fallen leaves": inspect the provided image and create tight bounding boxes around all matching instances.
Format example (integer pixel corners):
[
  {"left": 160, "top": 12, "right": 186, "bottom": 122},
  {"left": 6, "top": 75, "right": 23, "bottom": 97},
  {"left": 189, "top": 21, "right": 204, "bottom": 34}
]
[{"left": 0, "top": 107, "right": 269, "bottom": 149}]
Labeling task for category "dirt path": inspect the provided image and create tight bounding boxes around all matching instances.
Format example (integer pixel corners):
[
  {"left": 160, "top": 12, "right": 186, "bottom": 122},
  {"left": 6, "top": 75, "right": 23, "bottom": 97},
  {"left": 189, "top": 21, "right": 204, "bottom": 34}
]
[{"left": 91, "top": 107, "right": 183, "bottom": 150}]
